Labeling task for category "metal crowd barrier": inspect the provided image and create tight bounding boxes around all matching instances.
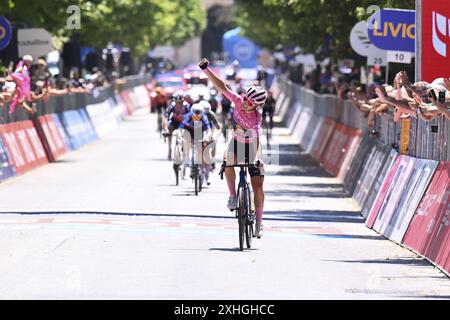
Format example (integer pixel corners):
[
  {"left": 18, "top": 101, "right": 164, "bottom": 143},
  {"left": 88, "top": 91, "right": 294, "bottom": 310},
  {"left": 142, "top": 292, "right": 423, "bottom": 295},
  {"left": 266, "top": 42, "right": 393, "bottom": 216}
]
[
  {"left": 0, "top": 75, "right": 149, "bottom": 126},
  {"left": 278, "top": 77, "right": 449, "bottom": 161}
]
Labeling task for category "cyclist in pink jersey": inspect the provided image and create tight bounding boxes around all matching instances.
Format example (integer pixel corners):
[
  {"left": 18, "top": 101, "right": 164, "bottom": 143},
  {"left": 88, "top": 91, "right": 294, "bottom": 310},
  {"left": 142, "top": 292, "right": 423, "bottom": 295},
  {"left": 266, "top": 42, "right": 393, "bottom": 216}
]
[{"left": 199, "top": 58, "right": 267, "bottom": 238}]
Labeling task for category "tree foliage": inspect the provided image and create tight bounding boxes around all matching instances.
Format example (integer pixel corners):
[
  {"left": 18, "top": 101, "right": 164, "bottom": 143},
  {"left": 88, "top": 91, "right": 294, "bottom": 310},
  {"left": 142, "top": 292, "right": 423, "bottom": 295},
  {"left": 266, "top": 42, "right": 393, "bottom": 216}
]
[
  {"left": 235, "top": 0, "right": 415, "bottom": 60},
  {"left": 0, "top": 0, "right": 206, "bottom": 56}
]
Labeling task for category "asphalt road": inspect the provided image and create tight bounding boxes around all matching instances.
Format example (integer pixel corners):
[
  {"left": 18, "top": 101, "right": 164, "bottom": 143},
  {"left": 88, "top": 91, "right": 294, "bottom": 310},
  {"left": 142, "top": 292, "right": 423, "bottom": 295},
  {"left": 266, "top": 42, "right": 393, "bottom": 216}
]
[{"left": 0, "top": 108, "right": 449, "bottom": 300}]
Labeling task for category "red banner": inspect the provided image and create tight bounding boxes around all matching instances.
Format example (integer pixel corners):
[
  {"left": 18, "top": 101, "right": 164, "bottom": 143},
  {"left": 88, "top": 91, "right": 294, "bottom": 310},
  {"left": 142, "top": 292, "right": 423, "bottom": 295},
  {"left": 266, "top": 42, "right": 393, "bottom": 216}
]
[
  {"left": 37, "top": 115, "right": 67, "bottom": 161},
  {"left": 421, "top": 0, "right": 450, "bottom": 81},
  {"left": 0, "top": 121, "right": 49, "bottom": 174},
  {"left": 402, "top": 162, "right": 449, "bottom": 274}
]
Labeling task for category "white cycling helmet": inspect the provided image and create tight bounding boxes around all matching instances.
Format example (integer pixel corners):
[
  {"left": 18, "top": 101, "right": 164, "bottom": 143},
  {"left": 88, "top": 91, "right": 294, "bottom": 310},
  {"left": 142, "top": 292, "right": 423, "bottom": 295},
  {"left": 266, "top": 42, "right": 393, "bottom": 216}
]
[
  {"left": 199, "top": 100, "right": 211, "bottom": 112},
  {"left": 191, "top": 103, "right": 203, "bottom": 115},
  {"left": 245, "top": 86, "right": 267, "bottom": 106}
]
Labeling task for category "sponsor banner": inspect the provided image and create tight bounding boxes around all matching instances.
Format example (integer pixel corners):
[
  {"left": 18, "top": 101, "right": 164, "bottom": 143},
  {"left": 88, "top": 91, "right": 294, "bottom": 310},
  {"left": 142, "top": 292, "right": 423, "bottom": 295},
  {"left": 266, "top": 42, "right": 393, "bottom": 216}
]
[
  {"left": 320, "top": 123, "right": 353, "bottom": 176},
  {"left": 288, "top": 102, "right": 303, "bottom": 136},
  {"left": 78, "top": 108, "right": 98, "bottom": 143},
  {"left": 362, "top": 148, "right": 398, "bottom": 219},
  {"left": 373, "top": 156, "right": 417, "bottom": 234},
  {"left": 366, "top": 154, "right": 402, "bottom": 228},
  {"left": 274, "top": 91, "right": 286, "bottom": 116},
  {"left": 337, "top": 128, "right": 362, "bottom": 181},
  {"left": 0, "top": 124, "right": 27, "bottom": 173},
  {"left": 343, "top": 134, "right": 375, "bottom": 195},
  {"left": 62, "top": 111, "right": 88, "bottom": 150},
  {"left": 23, "top": 121, "right": 48, "bottom": 166},
  {"left": 52, "top": 114, "right": 73, "bottom": 151},
  {"left": 422, "top": 163, "right": 450, "bottom": 271},
  {"left": 354, "top": 141, "right": 392, "bottom": 208},
  {"left": 120, "top": 91, "right": 135, "bottom": 115},
  {"left": 310, "top": 118, "right": 336, "bottom": 160},
  {"left": 402, "top": 163, "right": 449, "bottom": 255},
  {"left": 114, "top": 94, "right": 130, "bottom": 118},
  {"left": 300, "top": 113, "right": 321, "bottom": 149},
  {"left": 278, "top": 94, "right": 292, "bottom": 123},
  {"left": 37, "top": 115, "right": 67, "bottom": 161},
  {"left": 134, "top": 86, "right": 150, "bottom": 109},
  {"left": 305, "top": 117, "right": 325, "bottom": 155},
  {"left": 292, "top": 107, "right": 312, "bottom": 145},
  {"left": 0, "top": 122, "right": 46, "bottom": 174},
  {"left": 385, "top": 159, "right": 439, "bottom": 243},
  {"left": 86, "top": 101, "right": 119, "bottom": 138},
  {"left": 0, "top": 133, "right": 15, "bottom": 181},
  {"left": 420, "top": 1, "right": 450, "bottom": 81}
]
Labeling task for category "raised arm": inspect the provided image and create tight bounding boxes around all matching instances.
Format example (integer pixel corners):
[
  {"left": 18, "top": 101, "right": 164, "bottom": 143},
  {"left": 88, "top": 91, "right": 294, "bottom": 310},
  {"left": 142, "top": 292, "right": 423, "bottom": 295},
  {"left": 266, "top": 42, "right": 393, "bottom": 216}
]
[{"left": 198, "top": 58, "right": 240, "bottom": 105}]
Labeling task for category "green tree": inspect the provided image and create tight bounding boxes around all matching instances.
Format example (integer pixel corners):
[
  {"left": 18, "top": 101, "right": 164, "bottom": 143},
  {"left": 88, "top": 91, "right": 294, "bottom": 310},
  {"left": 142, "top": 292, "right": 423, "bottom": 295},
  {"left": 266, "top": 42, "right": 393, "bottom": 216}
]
[
  {"left": 0, "top": 0, "right": 206, "bottom": 56},
  {"left": 235, "top": 0, "right": 415, "bottom": 60}
]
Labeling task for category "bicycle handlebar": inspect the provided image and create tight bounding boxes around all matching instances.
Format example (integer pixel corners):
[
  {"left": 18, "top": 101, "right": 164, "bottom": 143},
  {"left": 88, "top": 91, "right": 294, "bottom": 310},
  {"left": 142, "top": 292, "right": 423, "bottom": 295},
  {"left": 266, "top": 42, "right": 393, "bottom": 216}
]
[{"left": 219, "top": 161, "right": 261, "bottom": 180}]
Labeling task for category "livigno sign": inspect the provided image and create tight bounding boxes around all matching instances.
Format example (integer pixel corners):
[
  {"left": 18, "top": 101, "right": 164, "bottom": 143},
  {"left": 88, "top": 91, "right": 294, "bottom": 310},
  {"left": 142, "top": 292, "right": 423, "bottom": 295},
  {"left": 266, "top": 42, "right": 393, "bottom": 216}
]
[{"left": 367, "top": 8, "right": 416, "bottom": 53}]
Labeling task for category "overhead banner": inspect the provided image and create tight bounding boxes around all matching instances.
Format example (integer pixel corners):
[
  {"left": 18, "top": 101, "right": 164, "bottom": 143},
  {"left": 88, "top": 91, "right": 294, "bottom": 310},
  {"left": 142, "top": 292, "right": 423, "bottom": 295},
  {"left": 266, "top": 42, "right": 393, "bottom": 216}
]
[
  {"left": 419, "top": 0, "right": 450, "bottom": 81},
  {"left": 368, "top": 8, "right": 416, "bottom": 53}
]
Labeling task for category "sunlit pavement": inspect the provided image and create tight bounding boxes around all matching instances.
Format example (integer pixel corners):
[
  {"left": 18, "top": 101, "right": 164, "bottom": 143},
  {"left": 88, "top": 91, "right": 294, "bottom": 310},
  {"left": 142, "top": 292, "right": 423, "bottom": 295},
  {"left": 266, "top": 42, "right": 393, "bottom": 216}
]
[{"left": 0, "top": 108, "right": 449, "bottom": 299}]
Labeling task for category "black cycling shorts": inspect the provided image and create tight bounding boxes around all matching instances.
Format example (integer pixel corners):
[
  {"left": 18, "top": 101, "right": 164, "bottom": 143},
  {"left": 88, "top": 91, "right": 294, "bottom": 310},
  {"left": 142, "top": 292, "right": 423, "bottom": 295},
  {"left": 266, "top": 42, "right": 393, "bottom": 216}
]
[{"left": 225, "top": 138, "right": 264, "bottom": 178}]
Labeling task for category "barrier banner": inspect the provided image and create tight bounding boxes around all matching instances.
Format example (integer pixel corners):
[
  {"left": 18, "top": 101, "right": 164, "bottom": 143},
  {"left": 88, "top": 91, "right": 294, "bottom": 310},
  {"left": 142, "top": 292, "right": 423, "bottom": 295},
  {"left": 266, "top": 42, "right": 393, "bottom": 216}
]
[
  {"left": 305, "top": 117, "right": 325, "bottom": 154},
  {"left": 422, "top": 163, "right": 449, "bottom": 272},
  {"left": 45, "top": 115, "right": 67, "bottom": 160},
  {"left": 0, "top": 122, "right": 44, "bottom": 174},
  {"left": 37, "top": 115, "right": 67, "bottom": 161},
  {"left": 23, "top": 121, "right": 48, "bottom": 166},
  {"left": 354, "top": 141, "right": 392, "bottom": 207},
  {"left": 342, "top": 134, "right": 375, "bottom": 195},
  {"left": 108, "top": 97, "right": 124, "bottom": 123},
  {"left": 287, "top": 102, "right": 302, "bottom": 134},
  {"left": 362, "top": 149, "right": 398, "bottom": 219},
  {"left": 86, "top": 102, "right": 118, "bottom": 138},
  {"left": 373, "top": 156, "right": 417, "bottom": 234},
  {"left": 300, "top": 112, "right": 321, "bottom": 149},
  {"left": 292, "top": 107, "right": 313, "bottom": 145},
  {"left": 62, "top": 111, "right": 87, "bottom": 149},
  {"left": 0, "top": 134, "right": 15, "bottom": 181},
  {"left": 310, "top": 118, "right": 336, "bottom": 160},
  {"left": 36, "top": 116, "right": 57, "bottom": 162},
  {"left": 278, "top": 95, "right": 292, "bottom": 123},
  {"left": 402, "top": 163, "right": 449, "bottom": 255},
  {"left": 78, "top": 108, "right": 98, "bottom": 143},
  {"left": 0, "top": 124, "right": 27, "bottom": 173},
  {"left": 114, "top": 94, "right": 129, "bottom": 117},
  {"left": 384, "top": 159, "right": 439, "bottom": 243},
  {"left": 366, "top": 154, "right": 402, "bottom": 228},
  {"left": 53, "top": 114, "right": 73, "bottom": 151},
  {"left": 337, "top": 128, "right": 362, "bottom": 181},
  {"left": 320, "top": 123, "right": 352, "bottom": 176},
  {"left": 274, "top": 91, "right": 286, "bottom": 116},
  {"left": 120, "top": 91, "right": 135, "bottom": 115}
]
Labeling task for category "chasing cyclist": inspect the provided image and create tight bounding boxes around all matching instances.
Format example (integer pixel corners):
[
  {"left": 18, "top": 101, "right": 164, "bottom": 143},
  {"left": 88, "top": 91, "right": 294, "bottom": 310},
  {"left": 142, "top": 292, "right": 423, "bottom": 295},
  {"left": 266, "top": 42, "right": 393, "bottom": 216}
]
[
  {"left": 200, "top": 100, "right": 221, "bottom": 174},
  {"left": 199, "top": 58, "right": 267, "bottom": 238},
  {"left": 179, "top": 103, "right": 212, "bottom": 185},
  {"left": 163, "top": 91, "right": 190, "bottom": 160}
]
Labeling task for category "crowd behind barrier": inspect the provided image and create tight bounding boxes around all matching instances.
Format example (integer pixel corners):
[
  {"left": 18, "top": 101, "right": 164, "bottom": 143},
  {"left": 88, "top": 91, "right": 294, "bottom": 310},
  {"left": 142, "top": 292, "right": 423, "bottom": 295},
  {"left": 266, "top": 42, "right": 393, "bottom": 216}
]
[
  {"left": 272, "top": 76, "right": 450, "bottom": 276},
  {"left": 0, "top": 75, "right": 150, "bottom": 180}
]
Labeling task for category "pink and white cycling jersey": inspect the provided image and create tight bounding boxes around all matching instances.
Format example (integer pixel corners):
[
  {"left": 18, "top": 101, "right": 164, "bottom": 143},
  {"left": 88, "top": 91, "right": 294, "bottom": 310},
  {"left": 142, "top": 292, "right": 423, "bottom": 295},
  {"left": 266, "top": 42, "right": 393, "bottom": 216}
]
[{"left": 223, "top": 87, "right": 262, "bottom": 143}]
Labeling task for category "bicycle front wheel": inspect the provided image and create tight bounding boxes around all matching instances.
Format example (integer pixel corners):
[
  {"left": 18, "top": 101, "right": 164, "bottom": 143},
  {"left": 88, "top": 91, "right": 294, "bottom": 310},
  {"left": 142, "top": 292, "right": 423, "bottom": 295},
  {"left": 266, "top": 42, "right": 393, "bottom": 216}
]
[
  {"left": 243, "top": 188, "right": 253, "bottom": 249},
  {"left": 238, "top": 192, "right": 245, "bottom": 251}
]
